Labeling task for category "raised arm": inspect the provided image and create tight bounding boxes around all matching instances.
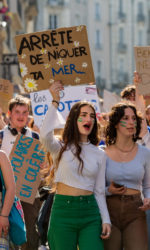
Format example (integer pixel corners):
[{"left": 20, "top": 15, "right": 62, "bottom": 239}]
[
  {"left": 134, "top": 72, "right": 148, "bottom": 138},
  {"left": 40, "top": 81, "right": 65, "bottom": 156}
]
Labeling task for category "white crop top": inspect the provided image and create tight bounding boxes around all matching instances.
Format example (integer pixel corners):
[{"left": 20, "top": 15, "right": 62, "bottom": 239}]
[{"left": 40, "top": 104, "right": 111, "bottom": 224}]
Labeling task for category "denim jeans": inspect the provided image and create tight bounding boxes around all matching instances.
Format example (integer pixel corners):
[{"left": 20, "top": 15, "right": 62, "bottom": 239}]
[
  {"left": 104, "top": 194, "right": 148, "bottom": 250},
  {"left": 48, "top": 194, "right": 104, "bottom": 250}
]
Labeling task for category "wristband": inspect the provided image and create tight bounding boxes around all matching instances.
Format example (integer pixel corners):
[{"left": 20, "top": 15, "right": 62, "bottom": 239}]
[
  {"left": 0, "top": 214, "right": 8, "bottom": 218},
  {"left": 52, "top": 100, "right": 59, "bottom": 106}
]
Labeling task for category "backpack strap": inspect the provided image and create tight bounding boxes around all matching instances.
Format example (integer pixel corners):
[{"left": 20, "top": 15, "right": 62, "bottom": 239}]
[{"left": 0, "top": 130, "right": 4, "bottom": 149}]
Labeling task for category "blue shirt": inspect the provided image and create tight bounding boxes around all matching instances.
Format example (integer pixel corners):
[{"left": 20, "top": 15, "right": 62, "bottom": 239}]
[{"left": 105, "top": 144, "right": 150, "bottom": 198}]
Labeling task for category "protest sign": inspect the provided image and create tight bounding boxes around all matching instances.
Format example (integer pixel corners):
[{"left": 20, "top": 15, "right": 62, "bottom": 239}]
[
  {"left": 143, "top": 94, "right": 150, "bottom": 107},
  {"left": 30, "top": 85, "right": 100, "bottom": 128},
  {"left": 134, "top": 46, "right": 150, "bottom": 95},
  {"left": 103, "top": 89, "right": 121, "bottom": 112},
  {"left": 0, "top": 79, "right": 13, "bottom": 113},
  {"left": 15, "top": 25, "right": 95, "bottom": 93},
  {"left": 9, "top": 135, "right": 45, "bottom": 204}
]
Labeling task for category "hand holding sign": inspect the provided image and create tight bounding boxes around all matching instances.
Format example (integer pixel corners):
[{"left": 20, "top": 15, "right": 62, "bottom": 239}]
[
  {"left": 133, "top": 71, "right": 148, "bottom": 138},
  {"left": 49, "top": 81, "right": 64, "bottom": 103},
  {"left": 133, "top": 71, "right": 150, "bottom": 109},
  {"left": 30, "top": 85, "right": 101, "bottom": 128},
  {"left": 133, "top": 71, "right": 146, "bottom": 115},
  {"left": 133, "top": 71, "right": 142, "bottom": 86}
]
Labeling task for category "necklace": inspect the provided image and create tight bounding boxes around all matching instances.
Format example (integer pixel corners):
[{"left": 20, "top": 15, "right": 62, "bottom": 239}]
[{"left": 115, "top": 143, "right": 135, "bottom": 153}]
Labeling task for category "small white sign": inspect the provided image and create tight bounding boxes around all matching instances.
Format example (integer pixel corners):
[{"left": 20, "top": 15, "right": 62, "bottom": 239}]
[{"left": 30, "top": 85, "right": 101, "bottom": 128}]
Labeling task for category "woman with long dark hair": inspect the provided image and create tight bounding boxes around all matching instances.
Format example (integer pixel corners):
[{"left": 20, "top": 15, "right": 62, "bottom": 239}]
[
  {"left": 104, "top": 102, "right": 150, "bottom": 250},
  {"left": 40, "top": 81, "right": 111, "bottom": 250}
]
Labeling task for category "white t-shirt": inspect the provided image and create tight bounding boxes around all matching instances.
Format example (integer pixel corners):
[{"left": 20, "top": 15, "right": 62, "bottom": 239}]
[{"left": 1, "top": 126, "right": 33, "bottom": 156}]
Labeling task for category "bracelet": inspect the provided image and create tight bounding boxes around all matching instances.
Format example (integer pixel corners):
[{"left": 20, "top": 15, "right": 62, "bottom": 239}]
[
  {"left": 0, "top": 214, "right": 8, "bottom": 218},
  {"left": 52, "top": 100, "right": 59, "bottom": 106}
]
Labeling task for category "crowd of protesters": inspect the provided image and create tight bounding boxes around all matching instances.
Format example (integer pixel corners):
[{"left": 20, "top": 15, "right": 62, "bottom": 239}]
[{"left": 0, "top": 71, "right": 150, "bottom": 250}]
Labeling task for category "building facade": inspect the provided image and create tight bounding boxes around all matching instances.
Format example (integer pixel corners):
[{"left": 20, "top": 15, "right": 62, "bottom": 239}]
[
  {"left": 35, "top": 0, "right": 111, "bottom": 94},
  {"left": 1, "top": 0, "right": 150, "bottom": 95},
  {"left": 30, "top": 0, "right": 150, "bottom": 94},
  {"left": 109, "top": 0, "right": 149, "bottom": 93},
  {"left": 0, "top": 0, "right": 37, "bottom": 93}
]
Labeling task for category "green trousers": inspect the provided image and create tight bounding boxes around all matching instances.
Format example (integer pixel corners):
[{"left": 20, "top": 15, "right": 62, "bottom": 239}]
[{"left": 48, "top": 194, "right": 104, "bottom": 250}]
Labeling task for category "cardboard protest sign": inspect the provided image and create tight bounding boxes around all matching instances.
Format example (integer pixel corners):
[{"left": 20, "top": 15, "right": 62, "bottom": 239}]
[
  {"left": 30, "top": 85, "right": 100, "bottom": 128},
  {"left": 9, "top": 135, "right": 45, "bottom": 204},
  {"left": 0, "top": 79, "right": 13, "bottom": 113},
  {"left": 143, "top": 94, "right": 150, "bottom": 107},
  {"left": 15, "top": 25, "right": 95, "bottom": 93},
  {"left": 103, "top": 89, "right": 121, "bottom": 112},
  {"left": 134, "top": 46, "right": 150, "bottom": 95}
]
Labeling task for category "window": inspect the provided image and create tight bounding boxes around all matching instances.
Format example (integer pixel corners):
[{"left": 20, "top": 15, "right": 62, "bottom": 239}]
[
  {"left": 49, "top": 15, "right": 57, "bottom": 29},
  {"left": 95, "top": 2, "right": 101, "bottom": 20},
  {"left": 118, "top": 58, "right": 124, "bottom": 81},
  {"left": 75, "top": 14, "right": 81, "bottom": 26},
  {"left": 119, "top": 0, "right": 123, "bottom": 13},
  {"left": 48, "top": 0, "right": 57, "bottom": 5},
  {"left": 119, "top": 27, "right": 124, "bottom": 44},
  {"left": 119, "top": 58, "right": 124, "bottom": 73},
  {"left": 17, "top": 0, "right": 22, "bottom": 18},
  {"left": 137, "top": 2, "right": 145, "bottom": 22},
  {"left": 118, "top": 28, "right": 126, "bottom": 53},
  {"left": 138, "top": 2, "right": 144, "bottom": 15},
  {"left": 138, "top": 30, "right": 143, "bottom": 45},
  {"left": 6, "top": 24, "right": 10, "bottom": 47},
  {"left": 148, "top": 10, "right": 150, "bottom": 31},
  {"left": 95, "top": 30, "right": 101, "bottom": 49},
  {"left": 97, "top": 61, "right": 101, "bottom": 73}
]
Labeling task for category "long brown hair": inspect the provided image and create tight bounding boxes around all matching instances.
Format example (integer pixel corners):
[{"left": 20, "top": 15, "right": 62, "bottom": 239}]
[
  {"left": 105, "top": 102, "right": 142, "bottom": 146},
  {"left": 56, "top": 101, "right": 99, "bottom": 174},
  {"left": 44, "top": 102, "right": 99, "bottom": 190}
]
